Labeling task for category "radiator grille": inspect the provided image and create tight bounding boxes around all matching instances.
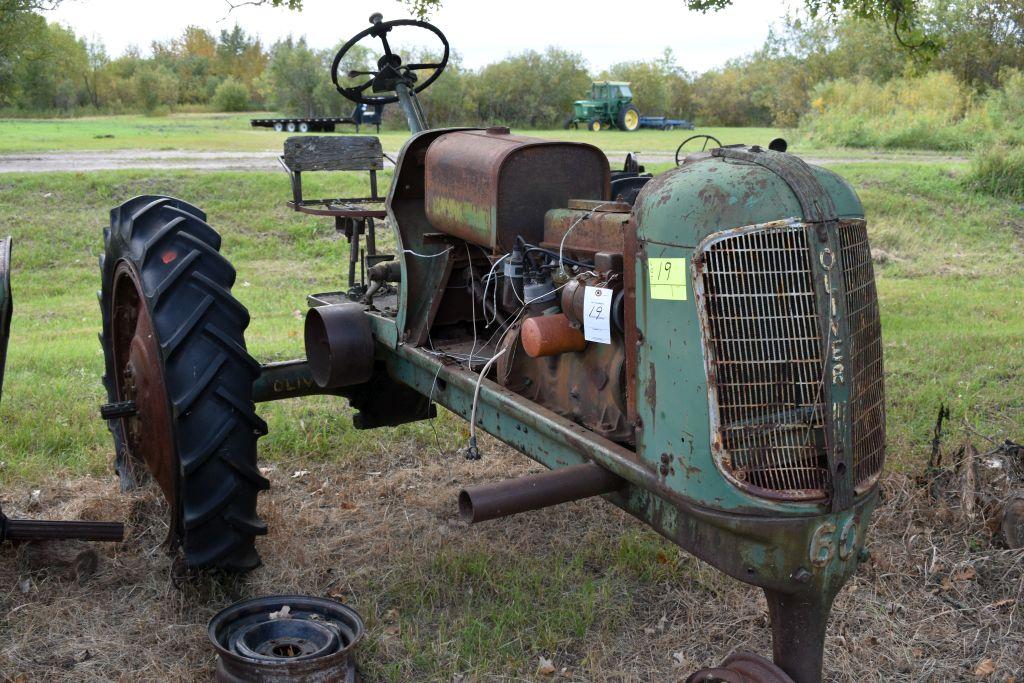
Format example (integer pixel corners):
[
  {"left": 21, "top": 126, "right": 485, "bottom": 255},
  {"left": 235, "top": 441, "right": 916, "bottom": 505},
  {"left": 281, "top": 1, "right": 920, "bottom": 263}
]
[
  {"left": 700, "top": 225, "right": 829, "bottom": 498},
  {"left": 838, "top": 221, "right": 886, "bottom": 489},
  {"left": 699, "top": 221, "right": 886, "bottom": 501}
]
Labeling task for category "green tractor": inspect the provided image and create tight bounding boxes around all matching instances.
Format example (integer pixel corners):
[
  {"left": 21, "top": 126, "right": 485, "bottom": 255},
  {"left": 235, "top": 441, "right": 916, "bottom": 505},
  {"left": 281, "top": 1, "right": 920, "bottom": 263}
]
[{"left": 565, "top": 80, "right": 640, "bottom": 132}]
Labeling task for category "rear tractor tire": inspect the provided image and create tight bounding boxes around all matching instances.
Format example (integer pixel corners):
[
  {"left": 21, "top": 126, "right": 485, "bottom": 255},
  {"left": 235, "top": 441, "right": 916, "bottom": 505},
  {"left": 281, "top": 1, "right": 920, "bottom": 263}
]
[
  {"left": 617, "top": 104, "right": 640, "bottom": 132},
  {"left": 100, "top": 196, "right": 268, "bottom": 572}
]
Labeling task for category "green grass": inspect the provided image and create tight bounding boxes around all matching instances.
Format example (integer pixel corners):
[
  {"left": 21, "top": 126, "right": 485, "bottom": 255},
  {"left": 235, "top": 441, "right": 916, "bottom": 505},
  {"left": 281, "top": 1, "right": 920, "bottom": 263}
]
[
  {"left": 966, "top": 145, "right": 1024, "bottom": 202},
  {"left": 0, "top": 112, "right": 797, "bottom": 154}
]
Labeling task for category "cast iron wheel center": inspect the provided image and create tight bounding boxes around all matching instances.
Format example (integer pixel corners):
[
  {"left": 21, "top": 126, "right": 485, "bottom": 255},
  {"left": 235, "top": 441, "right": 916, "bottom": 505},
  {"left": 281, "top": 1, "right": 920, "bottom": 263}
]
[
  {"left": 235, "top": 619, "right": 339, "bottom": 661},
  {"left": 209, "top": 595, "right": 365, "bottom": 682},
  {"left": 110, "top": 261, "right": 179, "bottom": 526}
]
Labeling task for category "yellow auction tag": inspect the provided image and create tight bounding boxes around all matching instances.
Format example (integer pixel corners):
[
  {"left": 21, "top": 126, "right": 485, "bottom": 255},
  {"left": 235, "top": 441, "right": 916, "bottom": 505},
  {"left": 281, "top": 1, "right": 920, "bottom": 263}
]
[{"left": 649, "top": 258, "right": 687, "bottom": 300}]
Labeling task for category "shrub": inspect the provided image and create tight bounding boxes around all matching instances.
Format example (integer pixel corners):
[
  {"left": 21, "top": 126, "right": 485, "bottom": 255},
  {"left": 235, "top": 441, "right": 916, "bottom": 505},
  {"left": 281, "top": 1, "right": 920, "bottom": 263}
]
[
  {"left": 801, "top": 72, "right": 975, "bottom": 150},
  {"left": 964, "top": 69, "right": 1024, "bottom": 148},
  {"left": 131, "top": 64, "right": 179, "bottom": 114},
  {"left": 965, "top": 146, "right": 1024, "bottom": 202},
  {"left": 212, "top": 77, "right": 251, "bottom": 112}
]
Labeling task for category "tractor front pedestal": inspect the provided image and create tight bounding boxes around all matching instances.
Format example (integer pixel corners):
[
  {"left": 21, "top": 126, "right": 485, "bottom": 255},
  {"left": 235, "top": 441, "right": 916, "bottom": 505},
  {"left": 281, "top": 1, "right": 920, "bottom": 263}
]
[
  {"left": 683, "top": 584, "right": 844, "bottom": 683},
  {"left": 764, "top": 587, "right": 837, "bottom": 683}
]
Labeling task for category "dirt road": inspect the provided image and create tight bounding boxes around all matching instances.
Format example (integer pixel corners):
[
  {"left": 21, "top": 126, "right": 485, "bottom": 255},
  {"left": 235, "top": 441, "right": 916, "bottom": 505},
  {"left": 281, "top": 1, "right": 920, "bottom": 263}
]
[{"left": 0, "top": 149, "right": 968, "bottom": 173}]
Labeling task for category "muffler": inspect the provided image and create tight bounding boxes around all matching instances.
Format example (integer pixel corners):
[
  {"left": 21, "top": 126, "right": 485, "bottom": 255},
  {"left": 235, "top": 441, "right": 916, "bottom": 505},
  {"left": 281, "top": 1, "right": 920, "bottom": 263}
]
[{"left": 459, "top": 462, "right": 625, "bottom": 524}]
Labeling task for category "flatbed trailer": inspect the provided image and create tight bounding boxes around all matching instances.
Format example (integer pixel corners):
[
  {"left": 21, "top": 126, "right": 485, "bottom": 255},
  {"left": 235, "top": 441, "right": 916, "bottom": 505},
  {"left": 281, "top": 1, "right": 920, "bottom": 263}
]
[
  {"left": 638, "top": 115, "right": 695, "bottom": 131},
  {"left": 251, "top": 103, "right": 384, "bottom": 134}
]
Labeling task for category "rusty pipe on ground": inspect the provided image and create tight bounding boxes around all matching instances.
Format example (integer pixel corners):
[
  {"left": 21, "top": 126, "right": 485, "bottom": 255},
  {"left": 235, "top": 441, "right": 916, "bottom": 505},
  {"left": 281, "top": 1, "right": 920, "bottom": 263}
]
[
  {"left": 458, "top": 461, "right": 625, "bottom": 524},
  {"left": 1, "top": 515, "right": 124, "bottom": 543}
]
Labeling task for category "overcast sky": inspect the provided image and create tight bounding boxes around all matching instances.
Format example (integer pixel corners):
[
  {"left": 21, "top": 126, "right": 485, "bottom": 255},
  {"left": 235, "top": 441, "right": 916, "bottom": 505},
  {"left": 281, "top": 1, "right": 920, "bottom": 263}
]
[{"left": 45, "top": 0, "right": 792, "bottom": 73}]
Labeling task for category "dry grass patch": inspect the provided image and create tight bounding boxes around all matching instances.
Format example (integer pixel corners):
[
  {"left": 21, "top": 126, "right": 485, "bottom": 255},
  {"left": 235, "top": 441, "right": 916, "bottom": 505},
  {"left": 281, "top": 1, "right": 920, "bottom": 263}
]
[{"left": 1, "top": 434, "right": 1021, "bottom": 682}]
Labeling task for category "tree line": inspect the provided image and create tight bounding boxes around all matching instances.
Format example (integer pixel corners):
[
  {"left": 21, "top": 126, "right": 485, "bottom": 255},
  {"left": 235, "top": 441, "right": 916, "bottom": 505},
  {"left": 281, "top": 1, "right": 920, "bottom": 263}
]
[{"left": 0, "top": 0, "right": 1021, "bottom": 135}]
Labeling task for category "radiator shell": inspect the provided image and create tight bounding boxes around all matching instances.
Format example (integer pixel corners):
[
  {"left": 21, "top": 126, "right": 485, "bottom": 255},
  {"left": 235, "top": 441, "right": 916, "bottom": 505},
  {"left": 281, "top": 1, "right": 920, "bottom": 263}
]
[{"left": 630, "top": 153, "right": 882, "bottom": 514}]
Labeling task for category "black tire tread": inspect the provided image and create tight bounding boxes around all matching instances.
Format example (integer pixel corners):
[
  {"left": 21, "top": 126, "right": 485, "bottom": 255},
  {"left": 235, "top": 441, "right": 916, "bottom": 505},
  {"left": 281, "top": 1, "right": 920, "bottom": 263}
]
[
  {"left": 616, "top": 103, "right": 640, "bottom": 131},
  {"left": 100, "top": 195, "right": 267, "bottom": 571}
]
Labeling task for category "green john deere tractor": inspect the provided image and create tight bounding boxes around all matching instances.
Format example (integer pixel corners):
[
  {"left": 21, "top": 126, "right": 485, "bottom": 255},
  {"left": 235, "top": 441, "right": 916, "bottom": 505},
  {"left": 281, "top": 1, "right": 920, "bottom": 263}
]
[{"left": 565, "top": 80, "right": 640, "bottom": 132}]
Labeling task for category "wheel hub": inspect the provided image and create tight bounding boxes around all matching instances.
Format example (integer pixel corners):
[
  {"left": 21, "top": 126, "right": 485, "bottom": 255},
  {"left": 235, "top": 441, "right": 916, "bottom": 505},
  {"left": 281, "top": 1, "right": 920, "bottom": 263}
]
[
  {"left": 209, "top": 595, "right": 364, "bottom": 682},
  {"left": 110, "top": 262, "right": 179, "bottom": 534}
]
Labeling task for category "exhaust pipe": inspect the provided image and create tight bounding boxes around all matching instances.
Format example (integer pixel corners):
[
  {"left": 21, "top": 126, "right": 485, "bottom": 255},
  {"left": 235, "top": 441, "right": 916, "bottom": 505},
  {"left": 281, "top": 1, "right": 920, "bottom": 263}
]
[
  {"left": 304, "top": 303, "right": 375, "bottom": 389},
  {"left": 458, "top": 462, "right": 625, "bottom": 524}
]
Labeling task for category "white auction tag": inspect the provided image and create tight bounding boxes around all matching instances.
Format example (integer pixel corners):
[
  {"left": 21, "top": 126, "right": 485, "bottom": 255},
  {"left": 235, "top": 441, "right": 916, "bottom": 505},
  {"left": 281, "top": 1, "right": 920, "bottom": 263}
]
[{"left": 582, "top": 286, "right": 613, "bottom": 344}]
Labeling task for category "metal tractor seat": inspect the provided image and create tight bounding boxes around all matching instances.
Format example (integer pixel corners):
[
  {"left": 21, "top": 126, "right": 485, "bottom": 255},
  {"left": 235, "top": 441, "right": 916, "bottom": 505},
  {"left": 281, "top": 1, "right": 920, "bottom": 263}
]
[{"left": 281, "top": 135, "right": 387, "bottom": 293}]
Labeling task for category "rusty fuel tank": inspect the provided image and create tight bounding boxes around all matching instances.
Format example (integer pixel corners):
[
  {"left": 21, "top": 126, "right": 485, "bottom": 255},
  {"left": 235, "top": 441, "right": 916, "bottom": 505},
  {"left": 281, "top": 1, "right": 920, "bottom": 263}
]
[{"left": 424, "top": 127, "right": 609, "bottom": 252}]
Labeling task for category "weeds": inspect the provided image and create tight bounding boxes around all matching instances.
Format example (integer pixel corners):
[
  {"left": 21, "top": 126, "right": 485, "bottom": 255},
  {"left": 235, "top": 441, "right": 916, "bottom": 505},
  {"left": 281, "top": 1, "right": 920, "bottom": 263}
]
[
  {"left": 966, "top": 146, "right": 1024, "bottom": 202},
  {"left": 803, "top": 70, "right": 1024, "bottom": 152}
]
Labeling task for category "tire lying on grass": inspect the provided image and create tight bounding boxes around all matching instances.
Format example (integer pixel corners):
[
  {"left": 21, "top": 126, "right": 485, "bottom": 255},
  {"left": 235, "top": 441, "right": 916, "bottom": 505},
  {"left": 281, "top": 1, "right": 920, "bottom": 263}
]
[{"left": 100, "top": 196, "right": 268, "bottom": 572}]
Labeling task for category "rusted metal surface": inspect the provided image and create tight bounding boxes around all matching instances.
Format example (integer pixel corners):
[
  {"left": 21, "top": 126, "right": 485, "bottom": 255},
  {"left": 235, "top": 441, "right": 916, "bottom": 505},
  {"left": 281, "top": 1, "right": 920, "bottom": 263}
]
[
  {"left": 499, "top": 314, "right": 633, "bottom": 444},
  {"left": 694, "top": 221, "right": 830, "bottom": 502},
  {"left": 424, "top": 128, "right": 609, "bottom": 251},
  {"left": 567, "top": 199, "right": 631, "bottom": 212},
  {"left": 622, "top": 217, "right": 639, "bottom": 430},
  {"left": 288, "top": 203, "right": 386, "bottom": 219},
  {"left": 0, "top": 236, "right": 10, "bottom": 402},
  {"left": 209, "top": 595, "right": 363, "bottom": 683},
  {"left": 174, "top": 134, "right": 883, "bottom": 680},
  {"left": 686, "top": 651, "right": 796, "bottom": 683},
  {"left": 383, "top": 336, "right": 878, "bottom": 683},
  {"left": 304, "top": 304, "right": 375, "bottom": 388},
  {"left": 542, "top": 205, "right": 630, "bottom": 258},
  {"left": 559, "top": 279, "right": 587, "bottom": 325},
  {"left": 459, "top": 461, "right": 625, "bottom": 523},
  {"left": 1004, "top": 492, "right": 1024, "bottom": 549},
  {"left": 762, "top": 588, "right": 834, "bottom": 683},
  {"left": 387, "top": 128, "right": 471, "bottom": 346},
  {"left": 386, "top": 336, "right": 878, "bottom": 576},
  {"left": 836, "top": 220, "right": 886, "bottom": 492},
  {"left": 520, "top": 313, "right": 586, "bottom": 358},
  {"left": 109, "top": 261, "right": 179, "bottom": 524},
  {"left": 0, "top": 508, "right": 124, "bottom": 543},
  {"left": 560, "top": 275, "right": 625, "bottom": 332},
  {"left": 709, "top": 146, "right": 861, "bottom": 513},
  {"left": 0, "top": 237, "right": 125, "bottom": 548},
  {"left": 253, "top": 360, "right": 323, "bottom": 403}
]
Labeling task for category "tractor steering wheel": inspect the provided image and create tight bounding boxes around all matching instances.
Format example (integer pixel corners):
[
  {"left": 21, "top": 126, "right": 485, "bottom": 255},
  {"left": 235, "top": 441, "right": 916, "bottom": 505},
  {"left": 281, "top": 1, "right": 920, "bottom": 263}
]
[
  {"left": 675, "top": 134, "right": 722, "bottom": 166},
  {"left": 331, "top": 13, "right": 449, "bottom": 105}
]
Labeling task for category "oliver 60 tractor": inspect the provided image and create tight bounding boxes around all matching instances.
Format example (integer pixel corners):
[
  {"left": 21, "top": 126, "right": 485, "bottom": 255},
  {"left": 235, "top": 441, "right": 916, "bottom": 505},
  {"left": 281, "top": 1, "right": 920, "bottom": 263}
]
[{"left": 98, "top": 14, "right": 885, "bottom": 683}]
